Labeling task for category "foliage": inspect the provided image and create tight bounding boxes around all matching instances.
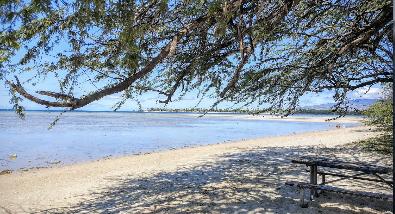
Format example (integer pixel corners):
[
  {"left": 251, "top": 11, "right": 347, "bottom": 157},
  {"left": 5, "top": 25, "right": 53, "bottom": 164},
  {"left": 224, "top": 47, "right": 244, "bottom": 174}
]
[
  {"left": 146, "top": 107, "right": 361, "bottom": 115},
  {"left": 361, "top": 86, "right": 393, "bottom": 154},
  {"left": 0, "top": 0, "right": 392, "bottom": 115},
  {"left": 363, "top": 100, "right": 393, "bottom": 132},
  {"left": 357, "top": 134, "right": 392, "bottom": 155}
]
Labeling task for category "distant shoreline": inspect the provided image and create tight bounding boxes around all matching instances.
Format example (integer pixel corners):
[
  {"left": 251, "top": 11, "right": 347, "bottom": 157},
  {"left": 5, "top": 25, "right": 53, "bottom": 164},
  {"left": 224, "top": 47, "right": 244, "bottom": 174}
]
[{"left": 0, "top": 108, "right": 363, "bottom": 116}]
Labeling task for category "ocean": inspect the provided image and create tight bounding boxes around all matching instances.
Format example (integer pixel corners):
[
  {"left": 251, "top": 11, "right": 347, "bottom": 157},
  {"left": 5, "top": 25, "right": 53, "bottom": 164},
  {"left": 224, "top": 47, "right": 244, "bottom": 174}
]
[{"left": 0, "top": 111, "right": 358, "bottom": 170}]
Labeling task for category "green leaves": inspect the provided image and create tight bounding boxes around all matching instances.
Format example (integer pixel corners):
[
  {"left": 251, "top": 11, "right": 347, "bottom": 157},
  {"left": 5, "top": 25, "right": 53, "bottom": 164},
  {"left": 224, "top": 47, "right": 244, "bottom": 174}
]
[
  {"left": 9, "top": 88, "right": 25, "bottom": 119},
  {"left": 360, "top": 93, "right": 393, "bottom": 154},
  {"left": 1, "top": 0, "right": 392, "bottom": 116},
  {"left": 363, "top": 99, "right": 393, "bottom": 132}
]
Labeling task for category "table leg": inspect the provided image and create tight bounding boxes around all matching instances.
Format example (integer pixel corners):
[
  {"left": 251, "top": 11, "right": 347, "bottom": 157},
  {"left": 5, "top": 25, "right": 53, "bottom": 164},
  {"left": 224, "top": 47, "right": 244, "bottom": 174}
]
[
  {"left": 299, "top": 187, "right": 308, "bottom": 208},
  {"left": 309, "top": 165, "right": 318, "bottom": 199}
]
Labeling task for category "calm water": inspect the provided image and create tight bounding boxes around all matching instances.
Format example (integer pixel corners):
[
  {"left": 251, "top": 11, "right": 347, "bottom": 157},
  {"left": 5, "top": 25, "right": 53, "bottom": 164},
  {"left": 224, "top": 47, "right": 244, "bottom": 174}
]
[{"left": 0, "top": 111, "right": 357, "bottom": 170}]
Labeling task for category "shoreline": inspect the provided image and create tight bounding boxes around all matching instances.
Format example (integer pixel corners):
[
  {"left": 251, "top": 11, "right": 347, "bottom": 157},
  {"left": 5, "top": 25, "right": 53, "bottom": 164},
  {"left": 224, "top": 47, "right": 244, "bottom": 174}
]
[
  {"left": 3, "top": 116, "right": 360, "bottom": 173},
  {"left": 1, "top": 110, "right": 364, "bottom": 123},
  {"left": 1, "top": 124, "right": 368, "bottom": 175},
  {"left": 213, "top": 114, "right": 363, "bottom": 123},
  {"left": 1, "top": 114, "right": 362, "bottom": 172},
  {"left": 0, "top": 125, "right": 388, "bottom": 213}
]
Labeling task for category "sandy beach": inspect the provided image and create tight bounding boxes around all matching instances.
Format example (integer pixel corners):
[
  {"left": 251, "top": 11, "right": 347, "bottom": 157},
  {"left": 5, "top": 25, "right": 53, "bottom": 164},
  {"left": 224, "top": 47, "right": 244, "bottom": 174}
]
[
  {"left": 0, "top": 125, "right": 392, "bottom": 213},
  {"left": 190, "top": 113, "right": 364, "bottom": 124}
]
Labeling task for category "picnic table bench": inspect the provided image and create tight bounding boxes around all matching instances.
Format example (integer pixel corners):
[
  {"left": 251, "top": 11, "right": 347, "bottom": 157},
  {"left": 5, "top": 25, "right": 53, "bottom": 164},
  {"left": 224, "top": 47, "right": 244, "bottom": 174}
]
[{"left": 286, "top": 156, "right": 393, "bottom": 208}]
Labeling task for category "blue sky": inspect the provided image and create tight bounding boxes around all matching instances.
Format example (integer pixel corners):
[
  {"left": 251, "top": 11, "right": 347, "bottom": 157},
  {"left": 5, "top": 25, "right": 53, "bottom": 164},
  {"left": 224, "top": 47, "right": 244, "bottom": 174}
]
[
  {"left": 0, "top": 44, "right": 385, "bottom": 111},
  {"left": 0, "top": 37, "right": 386, "bottom": 111},
  {"left": 0, "top": 77, "right": 384, "bottom": 111},
  {"left": 0, "top": 40, "right": 385, "bottom": 111}
]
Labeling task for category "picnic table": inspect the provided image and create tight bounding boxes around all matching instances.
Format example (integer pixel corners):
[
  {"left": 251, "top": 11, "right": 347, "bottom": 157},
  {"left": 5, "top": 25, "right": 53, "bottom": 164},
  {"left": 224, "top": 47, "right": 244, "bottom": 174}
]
[{"left": 286, "top": 156, "right": 393, "bottom": 208}]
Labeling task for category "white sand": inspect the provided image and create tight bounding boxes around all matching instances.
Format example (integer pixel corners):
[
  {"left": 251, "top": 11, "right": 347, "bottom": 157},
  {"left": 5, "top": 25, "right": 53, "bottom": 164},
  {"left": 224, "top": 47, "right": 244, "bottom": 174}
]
[
  {"left": 206, "top": 113, "right": 363, "bottom": 124},
  {"left": 0, "top": 125, "right": 392, "bottom": 213}
]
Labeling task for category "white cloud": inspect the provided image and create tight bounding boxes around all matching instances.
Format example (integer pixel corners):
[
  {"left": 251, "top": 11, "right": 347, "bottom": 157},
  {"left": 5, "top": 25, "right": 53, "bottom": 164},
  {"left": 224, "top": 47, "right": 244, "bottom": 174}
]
[
  {"left": 351, "top": 87, "right": 384, "bottom": 99},
  {"left": 299, "top": 91, "right": 335, "bottom": 107}
]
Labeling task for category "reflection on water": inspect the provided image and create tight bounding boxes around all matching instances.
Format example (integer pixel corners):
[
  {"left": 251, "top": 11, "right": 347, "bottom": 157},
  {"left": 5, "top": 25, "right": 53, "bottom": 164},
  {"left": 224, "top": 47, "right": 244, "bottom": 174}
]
[{"left": 0, "top": 111, "right": 357, "bottom": 170}]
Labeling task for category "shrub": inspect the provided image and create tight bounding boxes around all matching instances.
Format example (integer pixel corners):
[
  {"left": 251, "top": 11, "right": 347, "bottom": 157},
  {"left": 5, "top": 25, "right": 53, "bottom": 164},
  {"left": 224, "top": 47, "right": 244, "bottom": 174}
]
[{"left": 361, "top": 91, "right": 393, "bottom": 154}]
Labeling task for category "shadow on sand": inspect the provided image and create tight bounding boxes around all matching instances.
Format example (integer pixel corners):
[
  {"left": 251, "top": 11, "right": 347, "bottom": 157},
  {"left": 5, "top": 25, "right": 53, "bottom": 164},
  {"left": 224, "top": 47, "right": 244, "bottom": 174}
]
[{"left": 40, "top": 146, "right": 392, "bottom": 213}]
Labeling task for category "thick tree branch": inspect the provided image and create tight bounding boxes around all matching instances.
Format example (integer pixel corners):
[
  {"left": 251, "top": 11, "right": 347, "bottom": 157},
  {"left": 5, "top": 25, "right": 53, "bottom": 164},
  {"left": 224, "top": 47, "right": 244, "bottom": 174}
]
[
  {"left": 6, "top": 77, "right": 77, "bottom": 108},
  {"left": 7, "top": 15, "right": 210, "bottom": 109}
]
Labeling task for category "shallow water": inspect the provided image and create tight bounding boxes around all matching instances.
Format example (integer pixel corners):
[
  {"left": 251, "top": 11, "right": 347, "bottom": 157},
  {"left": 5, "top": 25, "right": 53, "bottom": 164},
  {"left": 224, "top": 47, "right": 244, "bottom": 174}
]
[{"left": 0, "top": 111, "right": 358, "bottom": 170}]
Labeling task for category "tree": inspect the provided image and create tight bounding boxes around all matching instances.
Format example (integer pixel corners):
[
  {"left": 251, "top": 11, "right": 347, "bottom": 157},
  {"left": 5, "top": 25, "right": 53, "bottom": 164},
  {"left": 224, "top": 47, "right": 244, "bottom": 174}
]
[
  {"left": 0, "top": 0, "right": 392, "bottom": 115},
  {"left": 361, "top": 84, "right": 393, "bottom": 153}
]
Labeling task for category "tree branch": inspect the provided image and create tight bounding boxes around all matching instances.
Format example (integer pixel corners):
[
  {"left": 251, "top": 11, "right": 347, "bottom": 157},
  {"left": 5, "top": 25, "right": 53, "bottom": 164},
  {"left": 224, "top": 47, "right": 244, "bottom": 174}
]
[{"left": 7, "top": 15, "right": 210, "bottom": 109}]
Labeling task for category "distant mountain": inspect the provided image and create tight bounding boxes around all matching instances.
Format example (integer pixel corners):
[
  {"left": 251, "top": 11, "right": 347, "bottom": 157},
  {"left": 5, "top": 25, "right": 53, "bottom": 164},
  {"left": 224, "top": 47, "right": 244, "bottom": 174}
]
[{"left": 305, "top": 98, "right": 379, "bottom": 110}]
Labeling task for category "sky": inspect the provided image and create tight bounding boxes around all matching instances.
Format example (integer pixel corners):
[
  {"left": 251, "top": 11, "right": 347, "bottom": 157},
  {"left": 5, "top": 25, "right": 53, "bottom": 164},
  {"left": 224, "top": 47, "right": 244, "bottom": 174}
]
[
  {"left": 0, "top": 77, "right": 385, "bottom": 111},
  {"left": 0, "top": 40, "right": 385, "bottom": 112},
  {"left": 0, "top": 37, "right": 386, "bottom": 111},
  {"left": 0, "top": 37, "right": 385, "bottom": 111}
]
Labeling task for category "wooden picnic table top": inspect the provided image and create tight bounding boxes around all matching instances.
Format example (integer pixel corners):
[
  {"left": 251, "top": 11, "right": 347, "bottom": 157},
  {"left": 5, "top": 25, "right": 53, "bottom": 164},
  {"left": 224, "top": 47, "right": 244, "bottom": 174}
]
[{"left": 291, "top": 156, "right": 393, "bottom": 175}]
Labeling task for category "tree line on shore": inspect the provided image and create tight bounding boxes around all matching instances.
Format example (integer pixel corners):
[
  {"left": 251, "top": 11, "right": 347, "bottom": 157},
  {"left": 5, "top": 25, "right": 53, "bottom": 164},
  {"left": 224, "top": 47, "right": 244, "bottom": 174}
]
[{"left": 145, "top": 107, "right": 363, "bottom": 115}]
